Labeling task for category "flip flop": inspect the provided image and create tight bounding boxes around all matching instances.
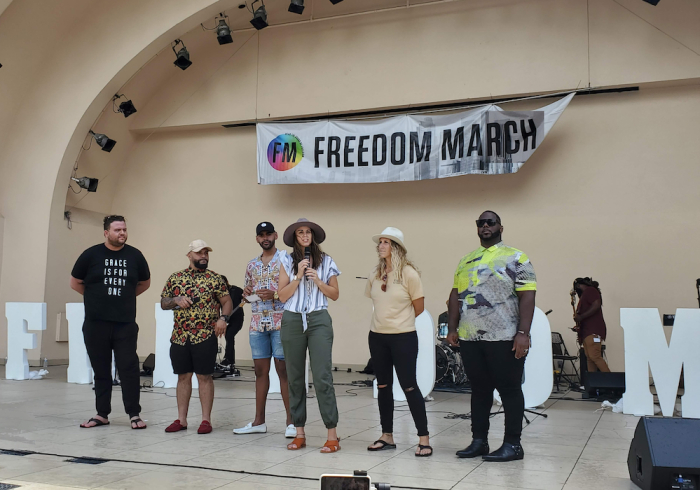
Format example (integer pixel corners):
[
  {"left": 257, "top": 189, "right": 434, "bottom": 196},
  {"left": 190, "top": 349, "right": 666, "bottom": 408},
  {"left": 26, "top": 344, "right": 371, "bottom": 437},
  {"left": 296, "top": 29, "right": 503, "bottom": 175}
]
[
  {"left": 321, "top": 439, "right": 341, "bottom": 453},
  {"left": 287, "top": 437, "right": 306, "bottom": 450},
  {"left": 367, "top": 440, "right": 396, "bottom": 451},
  {"left": 130, "top": 417, "right": 147, "bottom": 430},
  {"left": 80, "top": 417, "right": 109, "bottom": 428},
  {"left": 415, "top": 444, "right": 433, "bottom": 457}
]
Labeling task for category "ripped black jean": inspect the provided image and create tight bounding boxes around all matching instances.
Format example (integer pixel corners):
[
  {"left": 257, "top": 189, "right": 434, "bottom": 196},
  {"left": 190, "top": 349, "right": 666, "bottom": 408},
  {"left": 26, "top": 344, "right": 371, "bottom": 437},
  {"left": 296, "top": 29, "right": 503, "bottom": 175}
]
[{"left": 369, "top": 330, "right": 429, "bottom": 436}]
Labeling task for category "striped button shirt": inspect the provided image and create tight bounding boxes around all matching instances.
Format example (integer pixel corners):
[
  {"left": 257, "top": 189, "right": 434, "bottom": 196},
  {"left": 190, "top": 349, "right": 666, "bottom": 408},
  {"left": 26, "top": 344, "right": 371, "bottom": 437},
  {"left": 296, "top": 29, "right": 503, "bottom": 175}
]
[{"left": 280, "top": 251, "right": 341, "bottom": 330}]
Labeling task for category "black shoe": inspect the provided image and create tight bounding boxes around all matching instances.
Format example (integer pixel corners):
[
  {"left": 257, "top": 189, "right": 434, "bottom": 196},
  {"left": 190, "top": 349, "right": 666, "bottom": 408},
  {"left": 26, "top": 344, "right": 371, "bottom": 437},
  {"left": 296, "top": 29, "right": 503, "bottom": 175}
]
[
  {"left": 482, "top": 442, "right": 524, "bottom": 462},
  {"left": 456, "top": 439, "right": 489, "bottom": 458}
]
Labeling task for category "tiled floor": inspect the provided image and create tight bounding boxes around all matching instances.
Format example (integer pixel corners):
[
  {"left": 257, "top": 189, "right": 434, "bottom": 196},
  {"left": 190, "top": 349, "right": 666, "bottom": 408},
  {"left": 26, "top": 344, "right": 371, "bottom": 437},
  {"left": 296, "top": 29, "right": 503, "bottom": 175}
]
[{"left": 0, "top": 366, "right": 641, "bottom": 490}]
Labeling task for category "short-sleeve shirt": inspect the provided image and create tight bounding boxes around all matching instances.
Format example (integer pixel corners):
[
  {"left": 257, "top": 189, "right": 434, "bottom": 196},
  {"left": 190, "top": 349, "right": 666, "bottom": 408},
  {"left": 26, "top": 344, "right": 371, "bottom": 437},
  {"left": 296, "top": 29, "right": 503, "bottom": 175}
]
[
  {"left": 71, "top": 244, "right": 150, "bottom": 323},
  {"left": 161, "top": 268, "right": 230, "bottom": 345},
  {"left": 577, "top": 287, "right": 606, "bottom": 340},
  {"left": 280, "top": 251, "right": 341, "bottom": 315},
  {"left": 244, "top": 250, "right": 285, "bottom": 332},
  {"left": 365, "top": 266, "right": 424, "bottom": 334},
  {"left": 453, "top": 241, "right": 536, "bottom": 341}
]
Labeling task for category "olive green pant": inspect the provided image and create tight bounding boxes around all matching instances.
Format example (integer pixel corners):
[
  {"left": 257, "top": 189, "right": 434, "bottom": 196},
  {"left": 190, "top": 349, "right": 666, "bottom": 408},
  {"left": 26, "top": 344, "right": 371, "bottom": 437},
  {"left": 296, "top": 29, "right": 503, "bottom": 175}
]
[{"left": 280, "top": 309, "right": 339, "bottom": 429}]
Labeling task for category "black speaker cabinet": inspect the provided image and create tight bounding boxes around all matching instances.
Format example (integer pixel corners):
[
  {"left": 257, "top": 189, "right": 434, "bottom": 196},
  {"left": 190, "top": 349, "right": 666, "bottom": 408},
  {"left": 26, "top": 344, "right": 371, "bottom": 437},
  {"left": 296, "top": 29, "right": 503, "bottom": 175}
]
[
  {"left": 142, "top": 353, "right": 155, "bottom": 375},
  {"left": 628, "top": 417, "right": 700, "bottom": 489}
]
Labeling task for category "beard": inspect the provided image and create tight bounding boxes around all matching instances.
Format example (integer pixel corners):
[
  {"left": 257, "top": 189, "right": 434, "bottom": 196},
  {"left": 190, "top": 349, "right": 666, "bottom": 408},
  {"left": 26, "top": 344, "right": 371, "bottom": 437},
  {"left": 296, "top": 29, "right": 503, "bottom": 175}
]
[
  {"left": 107, "top": 236, "right": 126, "bottom": 247},
  {"left": 194, "top": 259, "right": 208, "bottom": 270},
  {"left": 260, "top": 239, "right": 275, "bottom": 251}
]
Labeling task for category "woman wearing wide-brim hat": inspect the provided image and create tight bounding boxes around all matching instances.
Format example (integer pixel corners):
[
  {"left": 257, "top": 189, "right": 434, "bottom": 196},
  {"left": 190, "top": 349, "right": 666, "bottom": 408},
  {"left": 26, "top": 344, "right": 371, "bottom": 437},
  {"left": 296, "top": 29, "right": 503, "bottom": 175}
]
[
  {"left": 365, "top": 227, "right": 432, "bottom": 457},
  {"left": 277, "top": 218, "right": 341, "bottom": 453}
]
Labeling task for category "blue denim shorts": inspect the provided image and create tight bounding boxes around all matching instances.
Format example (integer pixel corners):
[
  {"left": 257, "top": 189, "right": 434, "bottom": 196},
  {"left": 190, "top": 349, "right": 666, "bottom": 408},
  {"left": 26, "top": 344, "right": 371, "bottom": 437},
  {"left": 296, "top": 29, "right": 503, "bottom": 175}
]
[{"left": 249, "top": 329, "right": 284, "bottom": 360}]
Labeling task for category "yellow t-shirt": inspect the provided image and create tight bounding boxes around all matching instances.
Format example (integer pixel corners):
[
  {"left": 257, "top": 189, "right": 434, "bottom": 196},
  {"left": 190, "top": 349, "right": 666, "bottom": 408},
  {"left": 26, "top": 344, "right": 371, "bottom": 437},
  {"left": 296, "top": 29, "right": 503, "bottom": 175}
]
[{"left": 365, "top": 266, "right": 424, "bottom": 334}]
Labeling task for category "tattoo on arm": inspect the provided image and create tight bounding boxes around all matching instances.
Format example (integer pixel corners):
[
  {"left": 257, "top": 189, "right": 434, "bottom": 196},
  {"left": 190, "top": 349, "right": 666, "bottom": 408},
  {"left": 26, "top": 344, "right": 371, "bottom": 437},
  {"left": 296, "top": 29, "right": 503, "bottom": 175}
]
[{"left": 161, "top": 297, "right": 177, "bottom": 310}]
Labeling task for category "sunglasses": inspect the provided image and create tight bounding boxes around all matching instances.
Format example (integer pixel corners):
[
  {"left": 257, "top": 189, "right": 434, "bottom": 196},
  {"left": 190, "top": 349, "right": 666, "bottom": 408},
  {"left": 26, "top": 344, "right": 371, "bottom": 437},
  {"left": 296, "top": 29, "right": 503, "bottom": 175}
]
[
  {"left": 476, "top": 219, "right": 500, "bottom": 227},
  {"left": 381, "top": 273, "right": 388, "bottom": 292}
]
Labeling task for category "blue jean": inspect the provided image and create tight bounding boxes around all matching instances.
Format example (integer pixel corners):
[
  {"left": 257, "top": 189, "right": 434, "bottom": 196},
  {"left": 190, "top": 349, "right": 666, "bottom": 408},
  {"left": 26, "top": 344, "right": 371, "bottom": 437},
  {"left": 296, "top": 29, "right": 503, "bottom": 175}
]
[{"left": 249, "top": 329, "right": 284, "bottom": 360}]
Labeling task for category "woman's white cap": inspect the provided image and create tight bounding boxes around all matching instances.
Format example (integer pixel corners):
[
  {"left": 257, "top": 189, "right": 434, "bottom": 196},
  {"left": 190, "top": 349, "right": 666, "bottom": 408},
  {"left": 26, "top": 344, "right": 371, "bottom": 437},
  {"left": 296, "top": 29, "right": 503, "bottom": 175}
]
[{"left": 372, "top": 227, "right": 406, "bottom": 251}]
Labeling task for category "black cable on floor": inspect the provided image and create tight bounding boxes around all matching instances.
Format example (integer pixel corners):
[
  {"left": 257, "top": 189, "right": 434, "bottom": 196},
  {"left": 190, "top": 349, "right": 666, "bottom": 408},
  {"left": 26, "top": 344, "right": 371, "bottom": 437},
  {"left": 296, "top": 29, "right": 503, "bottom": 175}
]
[{"left": 0, "top": 447, "right": 446, "bottom": 490}]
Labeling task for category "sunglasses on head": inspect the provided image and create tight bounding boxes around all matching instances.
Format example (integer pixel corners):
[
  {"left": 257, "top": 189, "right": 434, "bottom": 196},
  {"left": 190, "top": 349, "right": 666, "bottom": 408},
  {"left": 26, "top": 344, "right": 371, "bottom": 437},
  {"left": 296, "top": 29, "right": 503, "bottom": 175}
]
[{"left": 476, "top": 219, "right": 500, "bottom": 227}]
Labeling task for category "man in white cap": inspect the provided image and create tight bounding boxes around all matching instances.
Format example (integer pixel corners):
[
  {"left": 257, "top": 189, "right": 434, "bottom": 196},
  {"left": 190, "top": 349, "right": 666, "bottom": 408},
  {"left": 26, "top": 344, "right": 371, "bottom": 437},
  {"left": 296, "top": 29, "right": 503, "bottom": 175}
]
[{"left": 161, "top": 239, "right": 233, "bottom": 434}]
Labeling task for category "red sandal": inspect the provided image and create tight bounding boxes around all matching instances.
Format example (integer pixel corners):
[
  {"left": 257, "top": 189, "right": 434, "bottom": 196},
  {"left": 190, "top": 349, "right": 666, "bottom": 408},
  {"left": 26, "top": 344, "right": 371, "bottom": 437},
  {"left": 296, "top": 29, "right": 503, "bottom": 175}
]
[
  {"left": 287, "top": 437, "right": 306, "bottom": 450},
  {"left": 321, "top": 439, "right": 341, "bottom": 453}
]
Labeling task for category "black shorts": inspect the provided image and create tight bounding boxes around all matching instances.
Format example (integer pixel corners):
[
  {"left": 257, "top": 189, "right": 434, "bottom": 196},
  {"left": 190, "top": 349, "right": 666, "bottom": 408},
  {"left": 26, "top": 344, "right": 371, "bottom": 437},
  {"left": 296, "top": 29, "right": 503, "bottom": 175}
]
[{"left": 170, "top": 336, "right": 217, "bottom": 375}]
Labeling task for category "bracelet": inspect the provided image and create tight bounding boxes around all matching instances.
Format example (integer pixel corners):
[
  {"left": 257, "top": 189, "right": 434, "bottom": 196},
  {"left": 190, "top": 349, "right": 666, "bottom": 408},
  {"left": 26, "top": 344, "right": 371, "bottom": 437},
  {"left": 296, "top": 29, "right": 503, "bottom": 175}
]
[{"left": 517, "top": 330, "right": 530, "bottom": 337}]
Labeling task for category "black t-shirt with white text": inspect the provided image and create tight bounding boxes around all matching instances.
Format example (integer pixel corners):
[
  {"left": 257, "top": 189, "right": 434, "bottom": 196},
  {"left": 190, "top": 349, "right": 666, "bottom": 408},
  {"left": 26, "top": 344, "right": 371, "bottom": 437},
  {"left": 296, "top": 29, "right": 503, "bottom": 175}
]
[{"left": 71, "top": 244, "right": 150, "bottom": 323}]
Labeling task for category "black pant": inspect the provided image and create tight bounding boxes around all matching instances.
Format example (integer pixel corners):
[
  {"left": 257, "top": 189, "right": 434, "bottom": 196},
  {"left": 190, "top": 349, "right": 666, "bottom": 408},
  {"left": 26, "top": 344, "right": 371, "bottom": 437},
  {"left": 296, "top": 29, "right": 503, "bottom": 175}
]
[
  {"left": 83, "top": 320, "right": 141, "bottom": 418},
  {"left": 460, "top": 340, "right": 525, "bottom": 445},
  {"left": 369, "top": 330, "right": 429, "bottom": 437},
  {"left": 224, "top": 317, "right": 243, "bottom": 365}
]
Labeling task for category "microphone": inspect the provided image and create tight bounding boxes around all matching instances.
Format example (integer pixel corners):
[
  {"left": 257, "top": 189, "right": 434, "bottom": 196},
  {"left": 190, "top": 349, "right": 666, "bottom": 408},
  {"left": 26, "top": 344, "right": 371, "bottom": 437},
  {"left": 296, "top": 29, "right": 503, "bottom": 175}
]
[
  {"left": 304, "top": 246, "right": 311, "bottom": 264},
  {"left": 696, "top": 278, "right": 700, "bottom": 288}
]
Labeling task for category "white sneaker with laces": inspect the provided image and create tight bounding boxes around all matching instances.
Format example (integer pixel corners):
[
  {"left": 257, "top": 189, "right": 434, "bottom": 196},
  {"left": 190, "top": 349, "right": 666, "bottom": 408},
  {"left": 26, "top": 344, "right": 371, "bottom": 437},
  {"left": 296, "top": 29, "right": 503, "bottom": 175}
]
[
  {"left": 285, "top": 424, "right": 297, "bottom": 438},
  {"left": 233, "top": 422, "right": 267, "bottom": 434}
]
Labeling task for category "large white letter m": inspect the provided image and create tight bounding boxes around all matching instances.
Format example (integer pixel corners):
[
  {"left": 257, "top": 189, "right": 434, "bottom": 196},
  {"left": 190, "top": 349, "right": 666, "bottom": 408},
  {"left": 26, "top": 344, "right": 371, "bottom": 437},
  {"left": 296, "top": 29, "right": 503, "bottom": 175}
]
[{"left": 621, "top": 309, "right": 700, "bottom": 418}]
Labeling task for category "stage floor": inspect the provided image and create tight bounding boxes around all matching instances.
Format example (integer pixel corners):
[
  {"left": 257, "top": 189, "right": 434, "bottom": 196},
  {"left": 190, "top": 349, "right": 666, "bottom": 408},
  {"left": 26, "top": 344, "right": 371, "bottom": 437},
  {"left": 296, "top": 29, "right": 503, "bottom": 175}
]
[{"left": 0, "top": 366, "right": 640, "bottom": 490}]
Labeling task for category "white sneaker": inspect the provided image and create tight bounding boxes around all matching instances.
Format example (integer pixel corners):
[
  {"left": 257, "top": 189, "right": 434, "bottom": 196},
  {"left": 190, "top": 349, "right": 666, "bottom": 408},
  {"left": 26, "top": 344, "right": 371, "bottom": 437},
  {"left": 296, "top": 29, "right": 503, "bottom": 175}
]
[
  {"left": 285, "top": 424, "right": 297, "bottom": 438},
  {"left": 233, "top": 422, "right": 267, "bottom": 434}
]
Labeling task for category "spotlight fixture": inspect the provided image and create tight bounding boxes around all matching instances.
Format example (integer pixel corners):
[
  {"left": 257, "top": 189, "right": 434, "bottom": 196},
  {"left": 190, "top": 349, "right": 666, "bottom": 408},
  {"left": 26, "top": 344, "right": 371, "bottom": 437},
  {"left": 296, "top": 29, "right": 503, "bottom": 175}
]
[
  {"left": 89, "top": 130, "right": 116, "bottom": 152},
  {"left": 172, "top": 39, "right": 192, "bottom": 70},
  {"left": 72, "top": 176, "right": 99, "bottom": 192},
  {"left": 289, "top": 0, "right": 304, "bottom": 14},
  {"left": 250, "top": 0, "right": 268, "bottom": 30},
  {"left": 216, "top": 18, "right": 233, "bottom": 44},
  {"left": 112, "top": 94, "right": 137, "bottom": 118},
  {"left": 330, "top": 0, "right": 343, "bottom": 4}
]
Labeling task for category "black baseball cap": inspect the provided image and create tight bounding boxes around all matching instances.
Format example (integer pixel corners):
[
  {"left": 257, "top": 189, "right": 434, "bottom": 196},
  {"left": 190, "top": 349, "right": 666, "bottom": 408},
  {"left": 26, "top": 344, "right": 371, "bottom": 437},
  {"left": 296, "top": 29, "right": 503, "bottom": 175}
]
[{"left": 256, "top": 222, "right": 275, "bottom": 235}]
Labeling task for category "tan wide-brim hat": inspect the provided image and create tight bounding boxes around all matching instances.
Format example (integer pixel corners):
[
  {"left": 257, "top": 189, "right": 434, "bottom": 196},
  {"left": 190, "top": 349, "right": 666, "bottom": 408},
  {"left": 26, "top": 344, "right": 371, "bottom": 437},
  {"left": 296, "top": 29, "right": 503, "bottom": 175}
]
[
  {"left": 283, "top": 218, "right": 326, "bottom": 247},
  {"left": 372, "top": 227, "right": 406, "bottom": 251},
  {"left": 187, "top": 239, "right": 212, "bottom": 254}
]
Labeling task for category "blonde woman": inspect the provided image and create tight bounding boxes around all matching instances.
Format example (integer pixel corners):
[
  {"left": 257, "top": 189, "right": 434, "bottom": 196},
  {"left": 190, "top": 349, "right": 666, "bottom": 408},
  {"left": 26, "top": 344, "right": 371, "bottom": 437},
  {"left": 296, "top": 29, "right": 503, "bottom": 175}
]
[{"left": 365, "top": 227, "right": 431, "bottom": 457}]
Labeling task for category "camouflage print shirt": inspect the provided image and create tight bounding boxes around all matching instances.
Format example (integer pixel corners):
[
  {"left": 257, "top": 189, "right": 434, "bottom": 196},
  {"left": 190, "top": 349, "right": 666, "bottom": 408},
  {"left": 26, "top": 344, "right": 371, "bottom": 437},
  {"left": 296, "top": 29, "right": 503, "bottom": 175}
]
[{"left": 453, "top": 241, "right": 537, "bottom": 341}]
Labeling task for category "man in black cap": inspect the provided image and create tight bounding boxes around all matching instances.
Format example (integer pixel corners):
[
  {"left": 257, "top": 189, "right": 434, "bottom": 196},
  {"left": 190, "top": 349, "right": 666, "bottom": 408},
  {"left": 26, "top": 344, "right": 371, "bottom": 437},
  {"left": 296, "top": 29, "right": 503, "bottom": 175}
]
[{"left": 234, "top": 222, "right": 295, "bottom": 438}]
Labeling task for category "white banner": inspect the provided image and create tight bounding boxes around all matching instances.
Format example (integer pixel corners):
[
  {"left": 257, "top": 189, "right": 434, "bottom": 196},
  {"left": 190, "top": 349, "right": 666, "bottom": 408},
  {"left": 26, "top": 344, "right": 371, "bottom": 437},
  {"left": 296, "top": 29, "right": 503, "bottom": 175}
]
[{"left": 257, "top": 93, "right": 574, "bottom": 185}]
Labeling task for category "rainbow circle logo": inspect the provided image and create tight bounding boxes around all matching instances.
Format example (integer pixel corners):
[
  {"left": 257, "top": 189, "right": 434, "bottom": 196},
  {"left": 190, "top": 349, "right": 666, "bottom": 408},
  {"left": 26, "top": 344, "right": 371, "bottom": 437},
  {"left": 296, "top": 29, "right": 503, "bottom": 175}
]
[{"left": 267, "top": 134, "right": 304, "bottom": 171}]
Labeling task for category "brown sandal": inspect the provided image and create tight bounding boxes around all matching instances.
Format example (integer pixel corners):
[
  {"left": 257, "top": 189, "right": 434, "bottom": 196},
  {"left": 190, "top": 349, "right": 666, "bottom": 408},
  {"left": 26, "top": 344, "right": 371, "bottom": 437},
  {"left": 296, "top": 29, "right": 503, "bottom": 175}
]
[
  {"left": 321, "top": 439, "right": 341, "bottom": 453},
  {"left": 287, "top": 437, "right": 306, "bottom": 450}
]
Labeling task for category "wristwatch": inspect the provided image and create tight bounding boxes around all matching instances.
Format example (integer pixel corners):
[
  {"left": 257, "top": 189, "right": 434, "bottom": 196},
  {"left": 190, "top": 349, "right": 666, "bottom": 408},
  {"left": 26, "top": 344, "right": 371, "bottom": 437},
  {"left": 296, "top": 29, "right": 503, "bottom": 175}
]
[
  {"left": 291, "top": 274, "right": 297, "bottom": 282},
  {"left": 220, "top": 314, "right": 231, "bottom": 323},
  {"left": 273, "top": 291, "right": 279, "bottom": 300}
]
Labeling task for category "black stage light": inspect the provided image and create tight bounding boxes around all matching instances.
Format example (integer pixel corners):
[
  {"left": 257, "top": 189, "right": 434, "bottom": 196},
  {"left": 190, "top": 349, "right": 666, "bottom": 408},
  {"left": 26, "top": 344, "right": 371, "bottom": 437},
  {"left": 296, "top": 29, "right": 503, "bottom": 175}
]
[
  {"left": 289, "top": 0, "right": 305, "bottom": 14},
  {"left": 216, "top": 18, "right": 233, "bottom": 44},
  {"left": 113, "top": 94, "right": 137, "bottom": 118},
  {"left": 330, "top": 0, "right": 344, "bottom": 4},
  {"left": 172, "top": 39, "right": 192, "bottom": 70},
  {"left": 642, "top": 0, "right": 660, "bottom": 4},
  {"left": 72, "top": 177, "right": 99, "bottom": 192},
  {"left": 250, "top": 1, "right": 268, "bottom": 30},
  {"left": 89, "top": 130, "right": 116, "bottom": 152}
]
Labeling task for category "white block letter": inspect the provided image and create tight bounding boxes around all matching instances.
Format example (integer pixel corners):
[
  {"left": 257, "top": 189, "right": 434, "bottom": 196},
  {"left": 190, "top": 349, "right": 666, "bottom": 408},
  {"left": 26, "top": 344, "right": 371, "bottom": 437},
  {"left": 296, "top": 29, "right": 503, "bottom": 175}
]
[
  {"left": 6, "top": 302, "right": 47, "bottom": 380},
  {"left": 66, "top": 303, "right": 93, "bottom": 384}
]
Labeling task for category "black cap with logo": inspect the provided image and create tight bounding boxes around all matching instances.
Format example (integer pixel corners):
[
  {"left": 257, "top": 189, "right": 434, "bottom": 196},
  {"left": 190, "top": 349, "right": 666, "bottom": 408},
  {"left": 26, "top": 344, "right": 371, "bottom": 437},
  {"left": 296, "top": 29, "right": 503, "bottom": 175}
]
[{"left": 256, "top": 222, "right": 275, "bottom": 235}]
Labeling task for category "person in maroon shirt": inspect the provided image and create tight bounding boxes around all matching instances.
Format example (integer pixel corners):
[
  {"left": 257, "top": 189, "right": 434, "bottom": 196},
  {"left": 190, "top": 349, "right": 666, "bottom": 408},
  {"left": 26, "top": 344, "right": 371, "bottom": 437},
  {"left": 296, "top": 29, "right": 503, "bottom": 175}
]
[{"left": 573, "top": 277, "right": 610, "bottom": 372}]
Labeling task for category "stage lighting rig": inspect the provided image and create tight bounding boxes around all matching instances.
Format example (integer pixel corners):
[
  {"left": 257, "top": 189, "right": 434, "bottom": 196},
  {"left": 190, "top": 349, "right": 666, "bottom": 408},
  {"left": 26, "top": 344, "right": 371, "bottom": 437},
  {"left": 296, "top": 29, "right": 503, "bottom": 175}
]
[
  {"left": 112, "top": 94, "right": 137, "bottom": 118},
  {"left": 289, "top": 0, "right": 304, "bottom": 14},
  {"left": 72, "top": 176, "right": 99, "bottom": 192},
  {"left": 172, "top": 39, "right": 192, "bottom": 70},
  {"left": 88, "top": 130, "right": 116, "bottom": 152},
  {"left": 250, "top": 0, "right": 268, "bottom": 30},
  {"left": 202, "top": 13, "right": 233, "bottom": 45}
]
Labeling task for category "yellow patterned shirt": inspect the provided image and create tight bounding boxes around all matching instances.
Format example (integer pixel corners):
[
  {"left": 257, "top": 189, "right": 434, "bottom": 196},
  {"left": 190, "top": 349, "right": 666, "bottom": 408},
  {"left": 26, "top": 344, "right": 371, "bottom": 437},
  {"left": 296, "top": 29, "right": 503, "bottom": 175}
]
[
  {"left": 453, "top": 242, "right": 536, "bottom": 341},
  {"left": 161, "top": 268, "right": 230, "bottom": 345}
]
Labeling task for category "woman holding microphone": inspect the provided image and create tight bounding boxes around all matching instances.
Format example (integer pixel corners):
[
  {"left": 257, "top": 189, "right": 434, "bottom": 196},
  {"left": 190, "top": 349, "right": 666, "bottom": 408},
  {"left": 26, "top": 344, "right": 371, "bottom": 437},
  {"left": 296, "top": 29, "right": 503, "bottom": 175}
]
[
  {"left": 277, "top": 218, "right": 341, "bottom": 453},
  {"left": 365, "top": 227, "right": 431, "bottom": 457}
]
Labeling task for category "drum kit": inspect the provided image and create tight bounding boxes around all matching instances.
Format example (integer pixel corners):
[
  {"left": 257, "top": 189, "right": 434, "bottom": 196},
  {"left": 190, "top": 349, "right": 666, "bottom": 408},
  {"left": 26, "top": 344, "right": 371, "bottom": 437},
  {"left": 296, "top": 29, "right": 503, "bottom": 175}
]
[{"left": 435, "top": 322, "right": 468, "bottom": 386}]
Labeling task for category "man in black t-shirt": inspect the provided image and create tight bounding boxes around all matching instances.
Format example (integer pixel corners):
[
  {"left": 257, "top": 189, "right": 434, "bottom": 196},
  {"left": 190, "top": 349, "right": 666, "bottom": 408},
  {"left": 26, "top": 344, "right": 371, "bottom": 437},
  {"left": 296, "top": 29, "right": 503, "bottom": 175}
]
[{"left": 70, "top": 215, "right": 151, "bottom": 429}]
